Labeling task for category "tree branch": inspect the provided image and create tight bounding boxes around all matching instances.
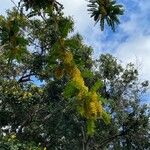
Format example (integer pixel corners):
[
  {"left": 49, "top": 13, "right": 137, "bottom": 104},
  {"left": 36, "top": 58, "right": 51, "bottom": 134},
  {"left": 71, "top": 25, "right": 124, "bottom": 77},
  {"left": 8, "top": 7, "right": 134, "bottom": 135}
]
[{"left": 18, "top": 73, "right": 35, "bottom": 83}]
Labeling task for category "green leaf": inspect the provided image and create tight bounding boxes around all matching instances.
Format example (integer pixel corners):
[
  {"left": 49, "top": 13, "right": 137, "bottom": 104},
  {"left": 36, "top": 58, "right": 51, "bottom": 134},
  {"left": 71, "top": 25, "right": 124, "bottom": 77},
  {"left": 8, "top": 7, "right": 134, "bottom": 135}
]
[
  {"left": 58, "top": 17, "right": 74, "bottom": 38},
  {"left": 102, "top": 111, "right": 111, "bottom": 124},
  {"left": 64, "top": 81, "right": 79, "bottom": 99},
  {"left": 87, "top": 119, "right": 95, "bottom": 136},
  {"left": 91, "top": 80, "right": 103, "bottom": 92},
  {"left": 98, "top": 95, "right": 107, "bottom": 104},
  {"left": 82, "top": 69, "right": 94, "bottom": 78}
]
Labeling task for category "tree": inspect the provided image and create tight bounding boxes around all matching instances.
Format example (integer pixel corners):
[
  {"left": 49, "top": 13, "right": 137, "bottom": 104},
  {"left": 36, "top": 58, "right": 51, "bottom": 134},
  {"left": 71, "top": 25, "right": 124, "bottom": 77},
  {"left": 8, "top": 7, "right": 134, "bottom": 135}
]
[
  {"left": 87, "top": 0, "right": 124, "bottom": 31},
  {"left": 0, "top": 0, "right": 149, "bottom": 150},
  {"left": 91, "top": 54, "right": 150, "bottom": 149}
]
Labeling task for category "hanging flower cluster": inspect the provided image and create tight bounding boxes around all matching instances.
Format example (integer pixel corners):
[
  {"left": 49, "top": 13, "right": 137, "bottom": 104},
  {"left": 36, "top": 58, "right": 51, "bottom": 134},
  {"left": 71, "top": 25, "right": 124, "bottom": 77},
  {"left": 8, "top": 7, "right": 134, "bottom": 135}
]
[
  {"left": 55, "top": 66, "right": 64, "bottom": 79},
  {"left": 54, "top": 39, "right": 109, "bottom": 134},
  {"left": 63, "top": 51, "right": 103, "bottom": 134},
  {"left": 84, "top": 92, "right": 103, "bottom": 119}
]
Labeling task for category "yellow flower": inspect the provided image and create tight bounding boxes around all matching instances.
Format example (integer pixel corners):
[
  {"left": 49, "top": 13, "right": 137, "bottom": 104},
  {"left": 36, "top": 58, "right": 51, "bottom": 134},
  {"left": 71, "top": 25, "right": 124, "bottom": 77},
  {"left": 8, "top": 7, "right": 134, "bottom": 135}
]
[
  {"left": 12, "top": 91, "right": 17, "bottom": 95},
  {"left": 55, "top": 67, "right": 64, "bottom": 79},
  {"left": 91, "top": 92, "right": 98, "bottom": 101},
  {"left": 70, "top": 66, "right": 85, "bottom": 87},
  {"left": 27, "top": 92, "right": 32, "bottom": 97},
  {"left": 89, "top": 101, "right": 97, "bottom": 116},
  {"left": 63, "top": 51, "right": 73, "bottom": 64},
  {"left": 38, "top": 89, "right": 43, "bottom": 93},
  {"left": 67, "top": 66, "right": 80, "bottom": 77},
  {"left": 22, "top": 92, "right": 32, "bottom": 99},
  {"left": 95, "top": 100, "right": 103, "bottom": 116},
  {"left": 73, "top": 76, "right": 85, "bottom": 87},
  {"left": 83, "top": 92, "right": 103, "bottom": 119},
  {"left": 23, "top": 92, "right": 28, "bottom": 99},
  {"left": 11, "top": 134, "right": 16, "bottom": 139}
]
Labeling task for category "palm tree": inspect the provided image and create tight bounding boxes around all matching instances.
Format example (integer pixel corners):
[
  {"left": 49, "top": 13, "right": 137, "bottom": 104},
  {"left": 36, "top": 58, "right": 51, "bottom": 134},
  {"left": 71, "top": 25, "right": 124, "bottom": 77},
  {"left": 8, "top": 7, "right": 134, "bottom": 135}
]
[{"left": 87, "top": 0, "right": 124, "bottom": 31}]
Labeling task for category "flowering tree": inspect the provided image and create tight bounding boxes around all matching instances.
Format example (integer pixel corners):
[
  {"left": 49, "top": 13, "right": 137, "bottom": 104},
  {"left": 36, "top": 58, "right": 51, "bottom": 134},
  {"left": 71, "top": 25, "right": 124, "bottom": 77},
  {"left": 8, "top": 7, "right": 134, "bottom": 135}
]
[{"left": 0, "top": 0, "right": 149, "bottom": 149}]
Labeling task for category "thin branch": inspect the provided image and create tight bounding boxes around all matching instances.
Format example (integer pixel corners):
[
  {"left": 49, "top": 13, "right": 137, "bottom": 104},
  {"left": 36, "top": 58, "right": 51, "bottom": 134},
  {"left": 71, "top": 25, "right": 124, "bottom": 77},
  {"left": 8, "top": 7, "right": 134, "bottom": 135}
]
[
  {"left": 96, "top": 121, "right": 139, "bottom": 149},
  {"left": 81, "top": 126, "right": 86, "bottom": 150},
  {"left": 18, "top": 73, "right": 35, "bottom": 83},
  {"left": 10, "top": 0, "right": 20, "bottom": 11}
]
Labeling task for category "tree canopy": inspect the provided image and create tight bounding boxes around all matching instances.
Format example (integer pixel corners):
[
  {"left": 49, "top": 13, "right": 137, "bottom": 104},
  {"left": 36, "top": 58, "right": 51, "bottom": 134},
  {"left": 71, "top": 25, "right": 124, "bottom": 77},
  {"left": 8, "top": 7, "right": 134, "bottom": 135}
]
[{"left": 0, "top": 0, "right": 149, "bottom": 149}]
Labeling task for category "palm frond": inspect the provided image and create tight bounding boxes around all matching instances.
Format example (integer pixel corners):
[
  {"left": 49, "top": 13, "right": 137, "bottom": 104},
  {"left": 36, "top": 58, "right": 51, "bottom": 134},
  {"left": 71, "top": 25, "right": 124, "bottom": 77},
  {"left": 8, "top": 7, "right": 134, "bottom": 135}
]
[{"left": 87, "top": 0, "right": 124, "bottom": 31}]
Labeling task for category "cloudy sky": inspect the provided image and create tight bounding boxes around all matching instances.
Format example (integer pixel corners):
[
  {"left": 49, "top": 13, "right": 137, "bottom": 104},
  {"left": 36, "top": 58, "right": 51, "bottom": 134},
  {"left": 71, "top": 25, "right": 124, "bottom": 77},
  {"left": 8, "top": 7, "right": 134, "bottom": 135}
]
[{"left": 0, "top": 0, "right": 150, "bottom": 102}]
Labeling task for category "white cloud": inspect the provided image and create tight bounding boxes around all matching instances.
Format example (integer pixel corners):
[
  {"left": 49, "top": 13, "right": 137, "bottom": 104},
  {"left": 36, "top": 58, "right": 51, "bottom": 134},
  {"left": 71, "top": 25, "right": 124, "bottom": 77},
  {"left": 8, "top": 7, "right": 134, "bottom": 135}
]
[
  {"left": 58, "top": 0, "right": 92, "bottom": 33},
  {"left": 112, "top": 0, "right": 150, "bottom": 82},
  {"left": 115, "top": 35, "right": 150, "bottom": 80}
]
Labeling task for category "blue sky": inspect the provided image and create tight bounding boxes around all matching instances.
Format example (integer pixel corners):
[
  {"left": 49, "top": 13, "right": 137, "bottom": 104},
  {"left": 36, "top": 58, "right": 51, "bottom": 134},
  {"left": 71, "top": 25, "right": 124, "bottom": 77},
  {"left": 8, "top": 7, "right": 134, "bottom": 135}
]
[{"left": 0, "top": 0, "right": 150, "bottom": 103}]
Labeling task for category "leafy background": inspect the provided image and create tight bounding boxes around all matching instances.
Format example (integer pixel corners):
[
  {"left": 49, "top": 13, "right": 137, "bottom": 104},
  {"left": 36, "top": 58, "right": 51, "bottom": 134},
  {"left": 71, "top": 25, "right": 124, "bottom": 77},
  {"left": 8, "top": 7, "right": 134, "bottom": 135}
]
[{"left": 0, "top": 0, "right": 150, "bottom": 149}]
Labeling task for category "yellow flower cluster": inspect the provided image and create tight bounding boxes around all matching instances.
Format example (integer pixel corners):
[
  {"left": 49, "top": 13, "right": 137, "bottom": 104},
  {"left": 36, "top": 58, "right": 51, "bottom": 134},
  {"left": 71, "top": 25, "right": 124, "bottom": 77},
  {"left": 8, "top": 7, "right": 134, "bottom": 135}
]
[
  {"left": 8, "top": 133, "right": 16, "bottom": 141},
  {"left": 62, "top": 51, "right": 73, "bottom": 64},
  {"left": 10, "top": 134, "right": 16, "bottom": 139},
  {"left": 85, "top": 92, "right": 102, "bottom": 119},
  {"left": 69, "top": 66, "right": 87, "bottom": 90},
  {"left": 22, "top": 92, "right": 32, "bottom": 99},
  {"left": 4, "top": 85, "right": 20, "bottom": 96},
  {"left": 57, "top": 39, "right": 109, "bottom": 134},
  {"left": 55, "top": 67, "right": 64, "bottom": 79},
  {"left": 61, "top": 49, "right": 103, "bottom": 121}
]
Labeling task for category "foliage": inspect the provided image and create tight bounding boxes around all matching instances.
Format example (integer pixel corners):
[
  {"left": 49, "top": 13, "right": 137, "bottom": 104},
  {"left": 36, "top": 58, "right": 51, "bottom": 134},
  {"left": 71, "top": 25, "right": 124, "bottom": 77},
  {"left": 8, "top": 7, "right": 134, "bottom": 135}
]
[
  {"left": 0, "top": 0, "right": 149, "bottom": 150},
  {"left": 0, "top": 133, "right": 43, "bottom": 150},
  {"left": 0, "top": 8, "right": 28, "bottom": 62}
]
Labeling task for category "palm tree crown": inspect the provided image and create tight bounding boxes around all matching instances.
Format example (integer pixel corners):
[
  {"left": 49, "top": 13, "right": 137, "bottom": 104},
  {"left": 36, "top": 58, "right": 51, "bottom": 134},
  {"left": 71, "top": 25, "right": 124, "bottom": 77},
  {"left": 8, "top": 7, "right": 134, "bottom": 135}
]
[{"left": 87, "top": 0, "right": 124, "bottom": 31}]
